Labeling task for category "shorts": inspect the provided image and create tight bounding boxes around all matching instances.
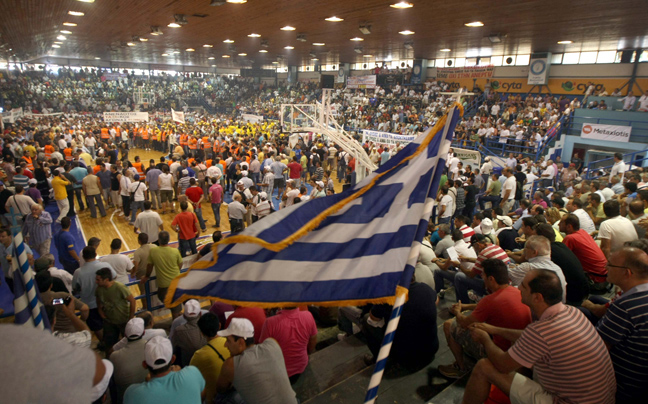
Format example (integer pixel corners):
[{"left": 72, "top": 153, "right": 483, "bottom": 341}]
[
  {"left": 451, "top": 318, "right": 486, "bottom": 361},
  {"left": 161, "top": 190, "right": 174, "bottom": 203},
  {"left": 86, "top": 308, "right": 104, "bottom": 331},
  {"left": 510, "top": 373, "right": 553, "bottom": 404},
  {"left": 273, "top": 178, "right": 285, "bottom": 188}
]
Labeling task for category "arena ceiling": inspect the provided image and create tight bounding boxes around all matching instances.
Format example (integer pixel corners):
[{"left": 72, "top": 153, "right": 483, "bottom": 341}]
[{"left": 0, "top": 0, "right": 646, "bottom": 69}]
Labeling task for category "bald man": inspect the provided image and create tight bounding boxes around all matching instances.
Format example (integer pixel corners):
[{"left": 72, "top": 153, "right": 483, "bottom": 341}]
[{"left": 23, "top": 204, "right": 53, "bottom": 257}]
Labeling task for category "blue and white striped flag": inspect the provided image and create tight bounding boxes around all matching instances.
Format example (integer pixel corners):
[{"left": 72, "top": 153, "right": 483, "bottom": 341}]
[
  {"left": 167, "top": 104, "right": 463, "bottom": 308},
  {"left": 11, "top": 229, "right": 50, "bottom": 329}
]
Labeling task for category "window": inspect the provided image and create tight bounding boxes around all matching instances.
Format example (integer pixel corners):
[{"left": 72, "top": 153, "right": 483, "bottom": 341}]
[
  {"left": 562, "top": 53, "right": 580, "bottom": 64},
  {"left": 551, "top": 53, "right": 563, "bottom": 64},
  {"left": 579, "top": 52, "right": 597, "bottom": 64},
  {"left": 465, "top": 58, "right": 478, "bottom": 67},
  {"left": 515, "top": 55, "right": 530, "bottom": 65},
  {"left": 639, "top": 50, "right": 648, "bottom": 62},
  {"left": 490, "top": 56, "right": 503, "bottom": 66},
  {"left": 478, "top": 57, "right": 491, "bottom": 66},
  {"left": 454, "top": 58, "right": 466, "bottom": 67},
  {"left": 596, "top": 51, "right": 615, "bottom": 64}
]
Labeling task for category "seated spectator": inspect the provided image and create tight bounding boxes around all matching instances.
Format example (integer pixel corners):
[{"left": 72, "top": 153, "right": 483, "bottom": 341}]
[
  {"left": 433, "top": 229, "right": 477, "bottom": 297},
  {"left": 110, "top": 318, "right": 150, "bottom": 401},
  {"left": 95, "top": 267, "right": 136, "bottom": 352},
  {"left": 260, "top": 307, "right": 318, "bottom": 384},
  {"left": 454, "top": 215, "right": 475, "bottom": 243},
  {"left": 124, "top": 336, "right": 205, "bottom": 404},
  {"left": 598, "top": 199, "right": 638, "bottom": 258},
  {"left": 463, "top": 269, "right": 616, "bottom": 404},
  {"left": 560, "top": 213, "right": 609, "bottom": 290},
  {"left": 216, "top": 318, "right": 298, "bottom": 404},
  {"left": 37, "top": 270, "right": 89, "bottom": 336},
  {"left": 35, "top": 254, "right": 72, "bottom": 293},
  {"left": 44, "top": 293, "right": 92, "bottom": 349},
  {"left": 223, "top": 305, "right": 267, "bottom": 344},
  {"left": 434, "top": 224, "right": 453, "bottom": 258},
  {"left": 171, "top": 299, "right": 207, "bottom": 367},
  {"left": 112, "top": 311, "right": 167, "bottom": 352},
  {"left": 438, "top": 259, "right": 531, "bottom": 378},
  {"left": 189, "top": 313, "right": 230, "bottom": 404},
  {"left": 566, "top": 197, "right": 596, "bottom": 235}
]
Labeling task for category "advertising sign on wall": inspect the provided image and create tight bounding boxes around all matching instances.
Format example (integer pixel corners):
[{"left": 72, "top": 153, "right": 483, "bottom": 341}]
[
  {"left": 103, "top": 112, "right": 149, "bottom": 122},
  {"left": 347, "top": 75, "right": 377, "bottom": 89},
  {"left": 580, "top": 123, "right": 631, "bottom": 142},
  {"left": 436, "top": 66, "right": 495, "bottom": 79}
]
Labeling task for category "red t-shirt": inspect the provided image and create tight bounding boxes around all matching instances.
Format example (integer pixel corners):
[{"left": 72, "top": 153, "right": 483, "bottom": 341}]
[
  {"left": 185, "top": 186, "right": 204, "bottom": 208},
  {"left": 225, "top": 307, "right": 267, "bottom": 343},
  {"left": 563, "top": 229, "right": 608, "bottom": 281},
  {"left": 287, "top": 162, "right": 302, "bottom": 179},
  {"left": 171, "top": 211, "right": 198, "bottom": 240},
  {"left": 471, "top": 286, "right": 532, "bottom": 350}
]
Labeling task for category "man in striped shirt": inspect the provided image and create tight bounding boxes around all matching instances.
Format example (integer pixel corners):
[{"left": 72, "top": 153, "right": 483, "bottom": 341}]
[
  {"left": 463, "top": 269, "right": 615, "bottom": 404},
  {"left": 454, "top": 215, "right": 475, "bottom": 244},
  {"left": 597, "top": 247, "right": 648, "bottom": 402},
  {"left": 454, "top": 234, "right": 510, "bottom": 303}
]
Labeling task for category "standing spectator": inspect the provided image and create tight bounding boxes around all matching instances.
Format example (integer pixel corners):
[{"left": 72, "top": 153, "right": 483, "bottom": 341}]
[
  {"left": 54, "top": 217, "right": 81, "bottom": 274},
  {"left": 5, "top": 185, "right": 36, "bottom": 222},
  {"left": 158, "top": 166, "right": 175, "bottom": 213},
  {"left": 96, "top": 164, "right": 113, "bottom": 208},
  {"left": 82, "top": 166, "right": 107, "bottom": 218},
  {"left": 100, "top": 239, "right": 134, "bottom": 284},
  {"left": 477, "top": 173, "right": 502, "bottom": 210},
  {"left": 438, "top": 186, "right": 454, "bottom": 224},
  {"left": 270, "top": 156, "right": 288, "bottom": 200},
  {"left": 500, "top": 167, "right": 516, "bottom": 215},
  {"left": 287, "top": 156, "right": 303, "bottom": 188},
  {"left": 171, "top": 299, "right": 207, "bottom": 368},
  {"left": 95, "top": 267, "right": 136, "bottom": 352},
  {"left": 143, "top": 231, "right": 183, "bottom": 318},
  {"left": 146, "top": 161, "right": 162, "bottom": 210},
  {"left": 209, "top": 176, "right": 223, "bottom": 228},
  {"left": 227, "top": 194, "right": 248, "bottom": 234},
  {"left": 52, "top": 169, "right": 71, "bottom": 222},
  {"left": 25, "top": 178, "right": 43, "bottom": 205},
  {"left": 22, "top": 204, "right": 52, "bottom": 257},
  {"left": 172, "top": 201, "right": 201, "bottom": 257},
  {"left": 129, "top": 178, "right": 148, "bottom": 226},
  {"left": 132, "top": 233, "right": 157, "bottom": 309},
  {"left": 185, "top": 178, "right": 207, "bottom": 232},
  {"left": 133, "top": 201, "right": 164, "bottom": 244}
]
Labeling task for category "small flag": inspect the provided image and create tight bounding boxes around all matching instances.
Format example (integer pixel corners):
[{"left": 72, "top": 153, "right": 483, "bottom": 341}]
[
  {"left": 171, "top": 108, "right": 185, "bottom": 124},
  {"left": 167, "top": 104, "right": 463, "bottom": 308}
]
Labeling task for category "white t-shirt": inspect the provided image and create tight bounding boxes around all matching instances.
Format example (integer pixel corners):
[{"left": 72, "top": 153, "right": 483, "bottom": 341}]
[
  {"left": 134, "top": 210, "right": 163, "bottom": 243},
  {"left": 158, "top": 173, "right": 173, "bottom": 191},
  {"left": 502, "top": 176, "right": 516, "bottom": 200},
  {"left": 84, "top": 137, "right": 96, "bottom": 147},
  {"left": 440, "top": 194, "right": 454, "bottom": 218},
  {"left": 129, "top": 181, "right": 148, "bottom": 201},
  {"left": 598, "top": 216, "right": 638, "bottom": 252},
  {"left": 100, "top": 254, "right": 133, "bottom": 284},
  {"left": 573, "top": 208, "right": 596, "bottom": 235},
  {"left": 542, "top": 165, "right": 555, "bottom": 180}
]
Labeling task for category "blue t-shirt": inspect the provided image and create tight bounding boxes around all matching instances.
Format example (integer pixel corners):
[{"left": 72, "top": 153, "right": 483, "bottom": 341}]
[
  {"left": 124, "top": 365, "right": 205, "bottom": 404},
  {"left": 54, "top": 230, "right": 77, "bottom": 263}
]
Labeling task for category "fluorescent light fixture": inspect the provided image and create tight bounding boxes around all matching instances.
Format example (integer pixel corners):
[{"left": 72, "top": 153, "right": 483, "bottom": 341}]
[
  {"left": 313, "top": 42, "right": 325, "bottom": 46},
  {"left": 63, "top": 22, "right": 77, "bottom": 27},
  {"left": 222, "top": 55, "right": 230, "bottom": 58},
  {"left": 350, "top": 37, "right": 364, "bottom": 41},
  {"left": 56, "top": 35, "right": 67, "bottom": 40},
  {"left": 52, "top": 45, "right": 61, "bottom": 48},
  {"left": 312, "top": 58, "right": 319, "bottom": 61},
  {"left": 186, "top": 48, "right": 195, "bottom": 51},
  {"left": 203, "top": 44, "right": 213, "bottom": 47},
  {"left": 162, "top": 53, "right": 169, "bottom": 56},
  {"left": 208, "top": 56, "right": 215, "bottom": 59},
  {"left": 60, "top": 30, "right": 72, "bottom": 34},
  {"left": 173, "top": 51, "right": 180, "bottom": 54},
  {"left": 76, "top": 0, "right": 95, "bottom": 3},
  {"left": 94, "top": 57, "right": 100, "bottom": 60},
  {"left": 284, "top": 46, "right": 294, "bottom": 49},
  {"left": 272, "top": 61, "right": 279, "bottom": 64},
  {"left": 399, "top": 30, "right": 414, "bottom": 35},
  {"left": 54, "top": 41, "right": 63, "bottom": 44},
  {"left": 390, "top": 2, "right": 413, "bottom": 8},
  {"left": 127, "top": 42, "right": 135, "bottom": 46},
  {"left": 238, "top": 53, "right": 247, "bottom": 56},
  {"left": 227, "top": 0, "right": 247, "bottom": 3},
  {"left": 259, "top": 49, "right": 268, "bottom": 53},
  {"left": 168, "top": 22, "right": 181, "bottom": 28},
  {"left": 440, "top": 48, "right": 451, "bottom": 52},
  {"left": 557, "top": 40, "right": 573, "bottom": 44},
  {"left": 68, "top": 11, "right": 84, "bottom": 16},
  {"left": 363, "top": 54, "right": 373, "bottom": 58},
  {"left": 280, "top": 26, "right": 296, "bottom": 31},
  {"left": 465, "top": 21, "right": 484, "bottom": 27},
  {"left": 223, "top": 39, "right": 234, "bottom": 43},
  {"left": 211, "top": 65, "right": 217, "bottom": 67},
  {"left": 248, "top": 33, "right": 261, "bottom": 37},
  {"left": 139, "top": 37, "right": 148, "bottom": 42},
  {"left": 325, "top": 16, "right": 344, "bottom": 22}
]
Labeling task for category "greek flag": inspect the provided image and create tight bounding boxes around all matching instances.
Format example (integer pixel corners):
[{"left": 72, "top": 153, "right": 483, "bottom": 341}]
[
  {"left": 167, "top": 105, "right": 463, "bottom": 308},
  {"left": 12, "top": 229, "right": 50, "bottom": 329}
]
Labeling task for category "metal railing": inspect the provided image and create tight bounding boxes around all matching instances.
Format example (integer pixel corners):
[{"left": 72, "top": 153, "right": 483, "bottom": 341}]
[
  {"left": 566, "top": 114, "right": 648, "bottom": 143},
  {"left": 584, "top": 148, "right": 648, "bottom": 180}
]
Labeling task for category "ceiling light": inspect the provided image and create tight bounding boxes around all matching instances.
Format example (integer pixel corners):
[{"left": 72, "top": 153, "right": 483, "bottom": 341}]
[
  {"left": 313, "top": 42, "right": 325, "bottom": 46},
  {"left": 465, "top": 21, "right": 484, "bottom": 27},
  {"left": 227, "top": 0, "right": 247, "bottom": 3},
  {"left": 222, "top": 55, "right": 230, "bottom": 58},
  {"left": 63, "top": 22, "right": 77, "bottom": 27},
  {"left": 272, "top": 61, "right": 279, "bottom": 64},
  {"left": 54, "top": 41, "right": 63, "bottom": 44},
  {"left": 557, "top": 40, "right": 573, "bottom": 44},
  {"left": 52, "top": 45, "right": 61, "bottom": 48},
  {"left": 281, "top": 26, "right": 296, "bottom": 31},
  {"left": 162, "top": 53, "right": 169, "bottom": 56},
  {"left": 150, "top": 26, "right": 163, "bottom": 35},
  {"left": 127, "top": 42, "right": 135, "bottom": 46},
  {"left": 60, "top": 30, "right": 73, "bottom": 34},
  {"left": 186, "top": 48, "right": 195, "bottom": 52},
  {"left": 238, "top": 53, "right": 247, "bottom": 56},
  {"left": 56, "top": 35, "right": 67, "bottom": 40},
  {"left": 390, "top": 2, "right": 413, "bottom": 8},
  {"left": 173, "top": 51, "right": 180, "bottom": 54},
  {"left": 203, "top": 44, "right": 213, "bottom": 47},
  {"left": 68, "top": 11, "right": 84, "bottom": 16},
  {"left": 248, "top": 33, "right": 261, "bottom": 37},
  {"left": 94, "top": 57, "right": 100, "bottom": 60},
  {"left": 211, "top": 64, "right": 217, "bottom": 67},
  {"left": 351, "top": 37, "right": 364, "bottom": 41},
  {"left": 312, "top": 58, "right": 319, "bottom": 61},
  {"left": 259, "top": 49, "right": 268, "bottom": 53},
  {"left": 208, "top": 56, "right": 215, "bottom": 59},
  {"left": 76, "top": 0, "right": 95, "bottom": 3},
  {"left": 325, "top": 16, "right": 344, "bottom": 22},
  {"left": 168, "top": 22, "right": 181, "bottom": 28},
  {"left": 440, "top": 48, "right": 451, "bottom": 52},
  {"left": 139, "top": 37, "right": 148, "bottom": 42},
  {"left": 399, "top": 30, "right": 414, "bottom": 35},
  {"left": 223, "top": 39, "right": 234, "bottom": 43},
  {"left": 284, "top": 46, "right": 294, "bottom": 49},
  {"left": 363, "top": 54, "right": 373, "bottom": 58}
]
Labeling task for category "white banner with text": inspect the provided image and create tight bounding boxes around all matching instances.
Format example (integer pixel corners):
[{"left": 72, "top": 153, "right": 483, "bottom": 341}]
[
  {"left": 580, "top": 123, "right": 631, "bottom": 142},
  {"left": 103, "top": 112, "right": 149, "bottom": 122}
]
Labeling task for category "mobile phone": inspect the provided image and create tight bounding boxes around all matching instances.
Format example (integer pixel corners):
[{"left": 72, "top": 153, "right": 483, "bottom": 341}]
[{"left": 52, "top": 298, "right": 65, "bottom": 305}]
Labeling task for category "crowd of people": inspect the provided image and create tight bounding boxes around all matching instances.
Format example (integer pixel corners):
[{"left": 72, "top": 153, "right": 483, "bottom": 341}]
[{"left": 1, "top": 71, "right": 647, "bottom": 404}]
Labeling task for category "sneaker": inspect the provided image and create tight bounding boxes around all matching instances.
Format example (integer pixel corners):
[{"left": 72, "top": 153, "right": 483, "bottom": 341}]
[
  {"left": 337, "top": 333, "right": 347, "bottom": 341},
  {"left": 118, "top": 212, "right": 124, "bottom": 217},
  {"left": 438, "top": 363, "right": 468, "bottom": 379}
]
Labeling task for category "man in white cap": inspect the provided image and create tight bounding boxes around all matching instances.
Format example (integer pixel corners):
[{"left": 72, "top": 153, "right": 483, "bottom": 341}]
[
  {"left": 313, "top": 181, "right": 326, "bottom": 199},
  {"left": 110, "top": 318, "right": 150, "bottom": 401},
  {"left": 123, "top": 336, "right": 205, "bottom": 404},
  {"left": 256, "top": 192, "right": 272, "bottom": 219},
  {"left": 171, "top": 299, "right": 207, "bottom": 367},
  {"left": 216, "top": 318, "right": 298, "bottom": 404},
  {"left": 283, "top": 180, "right": 301, "bottom": 208}
]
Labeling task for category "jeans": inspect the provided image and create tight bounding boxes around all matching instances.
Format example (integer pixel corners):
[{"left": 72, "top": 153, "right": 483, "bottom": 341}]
[
  {"left": 194, "top": 207, "right": 207, "bottom": 231},
  {"left": 454, "top": 272, "right": 486, "bottom": 304},
  {"left": 178, "top": 238, "right": 197, "bottom": 257},
  {"left": 88, "top": 146, "right": 96, "bottom": 159},
  {"left": 251, "top": 172, "right": 260, "bottom": 186},
  {"left": 130, "top": 200, "right": 144, "bottom": 223},
  {"left": 211, "top": 203, "right": 222, "bottom": 227},
  {"left": 61, "top": 259, "right": 79, "bottom": 275},
  {"left": 439, "top": 216, "right": 451, "bottom": 225},
  {"left": 478, "top": 195, "right": 501, "bottom": 210},
  {"left": 433, "top": 269, "right": 458, "bottom": 294},
  {"left": 86, "top": 194, "right": 106, "bottom": 218},
  {"left": 73, "top": 188, "right": 85, "bottom": 210}
]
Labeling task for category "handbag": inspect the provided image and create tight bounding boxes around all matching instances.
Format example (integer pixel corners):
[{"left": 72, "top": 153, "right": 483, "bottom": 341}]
[
  {"left": 13, "top": 195, "right": 27, "bottom": 222},
  {"left": 129, "top": 182, "right": 142, "bottom": 203}
]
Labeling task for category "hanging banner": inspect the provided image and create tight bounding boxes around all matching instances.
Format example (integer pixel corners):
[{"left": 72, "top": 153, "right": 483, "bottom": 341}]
[
  {"left": 241, "top": 114, "right": 264, "bottom": 123},
  {"left": 171, "top": 109, "right": 185, "bottom": 124},
  {"left": 1, "top": 107, "right": 23, "bottom": 123},
  {"left": 436, "top": 66, "right": 494, "bottom": 79},
  {"left": 454, "top": 148, "right": 482, "bottom": 168},
  {"left": 289, "top": 133, "right": 300, "bottom": 148},
  {"left": 362, "top": 129, "right": 416, "bottom": 145},
  {"left": 103, "top": 112, "right": 149, "bottom": 122},
  {"left": 580, "top": 123, "right": 631, "bottom": 142},
  {"left": 347, "top": 75, "right": 377, "bottom": 89},
  {"left": 528, "top": 56, "right": 551, "bottom": 85}
]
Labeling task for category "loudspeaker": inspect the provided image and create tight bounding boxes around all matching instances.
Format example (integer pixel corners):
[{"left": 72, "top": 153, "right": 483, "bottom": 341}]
[
  {"left": 620, "top": 50, "right": 634, "bottom": 63},
  {"left": 320, "top": 74, "right": 335, "bottom": 89}
]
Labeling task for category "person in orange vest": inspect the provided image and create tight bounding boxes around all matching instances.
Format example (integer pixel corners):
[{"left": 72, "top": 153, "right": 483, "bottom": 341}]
[
  {"left": 188, "top": 136, "right": 198, "bottom": 157},
  {"left": 44, "top": 142, "right": 54, "bottom": 160},
  {"left": 21, "top": 155, "right": 34, "bottom": 171},
  {"left": 101, "top": 127, "right": 110, "bottom": 141},
  {"left": 142, "top": 127, "right": 150, "bottom": 150},
  {"left": 63, "top": 143, "right": 74, "bottom": 162},
  {"left": 180, "top": 133, "right": 189, "bottom": 156},
  {"left": 132, "top": 156, "right": 145, "bottom": 177}
]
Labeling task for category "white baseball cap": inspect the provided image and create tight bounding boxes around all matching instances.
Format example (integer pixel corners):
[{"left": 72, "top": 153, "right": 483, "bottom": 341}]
[
  {"left": 217, "top": 318, "right": 255, "bottom": 339},
  {"left": 259, "top": 192, "right": 268, "bottom": 199},
  {"left": 125, "top": 317, "right": 145, "bottom": 340},
  {"left": 184, "top": 299, "right": 201, "bottom": 318},
  {"left": 145, "top": 336, "right": 174, "bottom": 369},
  {"left": 316, "top": 181, "right": 325, "bottom": 187},
  {"left": 480, "top": 218, "right": 494, "bottom": 234}
]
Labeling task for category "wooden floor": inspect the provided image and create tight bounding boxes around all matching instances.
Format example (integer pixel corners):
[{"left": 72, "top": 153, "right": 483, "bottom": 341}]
[{"left": 77, "top": 148, "right": 345, "bottom": 256}]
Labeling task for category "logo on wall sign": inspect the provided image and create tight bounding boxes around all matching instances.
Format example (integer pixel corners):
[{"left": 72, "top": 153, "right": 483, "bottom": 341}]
[
  {"left": 582, "top": 125, "right": 593, "bottom": 134},
  {"left": 530, "top": 59, "right": 547, "bottom": 75},
  {"left": 491, "top": 81, "right": 500, "bottom": 90},
  {"left": 562, "top": 81, "right": 575, "bottom": 92}
]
